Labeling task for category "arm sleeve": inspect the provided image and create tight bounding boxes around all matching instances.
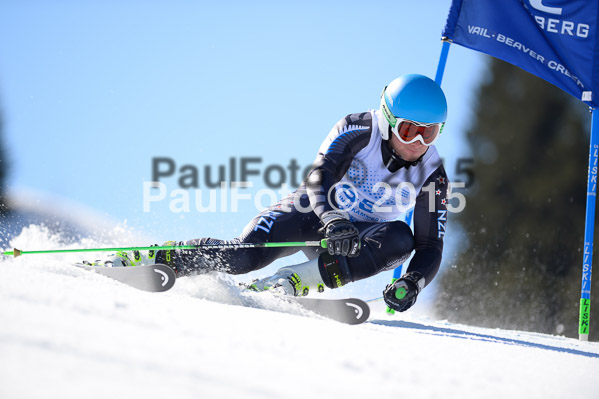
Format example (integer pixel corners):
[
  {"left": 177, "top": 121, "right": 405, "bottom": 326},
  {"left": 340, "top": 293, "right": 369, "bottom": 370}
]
[
  {"left": 305, "top": 112, "right": 373, "bottom": 221},
  {"left": 406, "top": 165, "right": 449, "bottom": 287}
]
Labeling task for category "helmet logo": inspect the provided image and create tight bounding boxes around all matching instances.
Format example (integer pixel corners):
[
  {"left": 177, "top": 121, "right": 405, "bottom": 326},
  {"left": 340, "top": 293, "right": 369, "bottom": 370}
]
[{"left": 381, "top": 100, "right": 397, "bottom": 128}]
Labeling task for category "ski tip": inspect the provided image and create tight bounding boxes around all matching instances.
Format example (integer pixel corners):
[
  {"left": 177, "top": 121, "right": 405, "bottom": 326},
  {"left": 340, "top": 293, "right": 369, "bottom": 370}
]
[
  {"left": 75, "top": 263, "right": 177, "bottom": 293},
  {"left": 152, "top": 264, "right": 177, "bottom": 292},
  {"left": 344, "top": 298, "right": 370, "bottom": 325},
  {"left": 293, "top": 296, "right": 370, "bottom": 325}
]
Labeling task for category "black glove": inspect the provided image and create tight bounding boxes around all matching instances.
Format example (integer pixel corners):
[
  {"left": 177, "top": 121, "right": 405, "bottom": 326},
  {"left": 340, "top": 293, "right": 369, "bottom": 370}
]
[
  {"left": 320, "top": 212, "right": 360, "bottom": 257},
  {"left": 383, "top": 271, "right": 424, "bottom": 312}
]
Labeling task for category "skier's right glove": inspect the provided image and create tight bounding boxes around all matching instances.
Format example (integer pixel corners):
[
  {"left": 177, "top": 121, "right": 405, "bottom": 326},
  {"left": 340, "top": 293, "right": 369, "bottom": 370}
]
[
  {"left": 383, "top": 271, "right": 425, "bottom": 312},
  {"left": 320, "top": 211, "right": 360, "bottom": 257}
]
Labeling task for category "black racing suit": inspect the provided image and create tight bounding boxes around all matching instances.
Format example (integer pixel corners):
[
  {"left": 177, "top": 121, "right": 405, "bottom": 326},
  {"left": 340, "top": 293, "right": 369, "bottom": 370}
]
[{"left": 165, "top": 111, "right": 449, "bottom": 291}]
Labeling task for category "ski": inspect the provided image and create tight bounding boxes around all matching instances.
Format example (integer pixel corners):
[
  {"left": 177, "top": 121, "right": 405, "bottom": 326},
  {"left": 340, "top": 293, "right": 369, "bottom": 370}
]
[
  {"left": 75, "top": 263, "right": 176, "bottom": 292},
  {"left": 285, "top": 296, "right": 370, "bottom": 325}
]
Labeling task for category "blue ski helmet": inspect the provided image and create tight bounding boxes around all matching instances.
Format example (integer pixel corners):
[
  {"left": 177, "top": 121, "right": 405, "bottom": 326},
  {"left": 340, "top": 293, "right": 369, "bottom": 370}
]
[{"left": 378, "top": 74, "right": 447, "bottom": 140}]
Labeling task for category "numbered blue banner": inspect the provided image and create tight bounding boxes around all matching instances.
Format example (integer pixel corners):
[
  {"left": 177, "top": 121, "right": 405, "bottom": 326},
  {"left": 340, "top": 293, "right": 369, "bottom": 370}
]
[{"left": 444, "top": 0, "right": 599, "bottom": 108}]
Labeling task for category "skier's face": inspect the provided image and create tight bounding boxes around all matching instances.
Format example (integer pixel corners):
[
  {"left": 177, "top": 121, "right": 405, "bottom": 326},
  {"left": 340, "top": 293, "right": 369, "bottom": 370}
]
[{"left": 389, "top": 133, "right": 428, "bottom": 162}]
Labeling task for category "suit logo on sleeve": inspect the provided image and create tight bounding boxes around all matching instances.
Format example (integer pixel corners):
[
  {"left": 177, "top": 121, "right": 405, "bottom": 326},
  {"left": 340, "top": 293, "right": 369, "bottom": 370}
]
[{"left": 437, "top": 209, "right": 447, "bottom": 238}]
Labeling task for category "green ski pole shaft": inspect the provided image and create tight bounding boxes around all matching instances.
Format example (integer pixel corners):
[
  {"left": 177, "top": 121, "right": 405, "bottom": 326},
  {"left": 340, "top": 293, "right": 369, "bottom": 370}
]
[{"left": 2, "top": 240, "right": 328, "bottom": 258}]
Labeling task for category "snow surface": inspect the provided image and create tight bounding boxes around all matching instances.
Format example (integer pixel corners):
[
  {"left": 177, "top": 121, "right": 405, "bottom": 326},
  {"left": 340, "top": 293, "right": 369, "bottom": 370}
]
[{"left": 1, "top": 225, "right": 599, "bottom": 399}]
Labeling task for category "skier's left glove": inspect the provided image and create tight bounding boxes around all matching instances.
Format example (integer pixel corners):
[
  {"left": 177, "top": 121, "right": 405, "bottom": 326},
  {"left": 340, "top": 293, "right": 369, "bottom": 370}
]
[{"left": 383, "top": 271, "right": 425, "bottom": 312}]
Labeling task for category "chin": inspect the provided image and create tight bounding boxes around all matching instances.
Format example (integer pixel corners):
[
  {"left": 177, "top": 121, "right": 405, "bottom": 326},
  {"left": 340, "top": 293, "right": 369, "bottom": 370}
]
[{"left": 402, "top": 150, "right": 426, "bottom": 162}]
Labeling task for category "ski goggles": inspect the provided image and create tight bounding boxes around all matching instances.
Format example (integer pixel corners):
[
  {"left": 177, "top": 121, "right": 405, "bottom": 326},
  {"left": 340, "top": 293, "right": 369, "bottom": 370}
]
[
  {"left": 381, "top": 99, "right": 444, "bottom": 146},
  {"left": 392, "top": 118, "right": 444, "bottom": 146}
]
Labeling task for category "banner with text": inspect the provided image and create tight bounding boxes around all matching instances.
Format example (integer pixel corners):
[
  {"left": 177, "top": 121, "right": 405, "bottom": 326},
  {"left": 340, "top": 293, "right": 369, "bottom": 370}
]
[{"left": 443, "top": 0, "right": 599, "bottom": 108}]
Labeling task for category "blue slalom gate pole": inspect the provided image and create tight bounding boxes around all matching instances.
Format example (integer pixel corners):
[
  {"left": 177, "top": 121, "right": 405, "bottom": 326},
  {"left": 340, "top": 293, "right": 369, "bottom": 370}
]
[
  {"left": 435, "top": 39, "right": 452, "bottom": 85},
  {"left": 579, "top": 109, "right": 599, "bottom": 341}
]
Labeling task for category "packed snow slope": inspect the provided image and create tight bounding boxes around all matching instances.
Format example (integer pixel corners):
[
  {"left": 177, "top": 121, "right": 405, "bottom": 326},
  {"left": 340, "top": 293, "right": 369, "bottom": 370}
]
[{"left": 1, "top": 225, "right": 599, "bottom": 399}]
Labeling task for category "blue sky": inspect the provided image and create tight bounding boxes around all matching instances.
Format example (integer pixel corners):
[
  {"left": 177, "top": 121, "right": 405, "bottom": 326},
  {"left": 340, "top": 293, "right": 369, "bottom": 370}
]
[{"left": 0, "top": 0, "right": 486, "bottom": 243}]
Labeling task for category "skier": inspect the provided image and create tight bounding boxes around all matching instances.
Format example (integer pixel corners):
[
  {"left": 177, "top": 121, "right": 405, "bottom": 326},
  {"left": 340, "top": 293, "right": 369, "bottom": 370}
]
[{"left": 109, "top": 74, "right": 449, "bottom": 313}]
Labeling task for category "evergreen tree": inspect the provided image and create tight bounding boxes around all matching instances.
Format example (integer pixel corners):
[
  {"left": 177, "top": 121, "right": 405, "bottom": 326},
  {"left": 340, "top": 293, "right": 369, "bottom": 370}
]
[{"left": 434, "top": 58, "right": 599, "bottom": 340}]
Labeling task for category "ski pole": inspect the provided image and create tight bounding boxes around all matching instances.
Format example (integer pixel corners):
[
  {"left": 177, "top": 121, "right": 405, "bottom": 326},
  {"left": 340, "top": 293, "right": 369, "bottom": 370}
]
[
  {"left": 2, "top": 239, "right": 329, "bottom": 258},
  {"left": 366, "top": 296, "right": 383, "bottom": 303}
]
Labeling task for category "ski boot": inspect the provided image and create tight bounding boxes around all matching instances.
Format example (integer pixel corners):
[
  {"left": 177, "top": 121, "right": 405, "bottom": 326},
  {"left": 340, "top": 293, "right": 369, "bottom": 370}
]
[
  {"left": 80, "top": 241, "right": 203, "bottom": 276},
  {"left": 245, "top": 257, "right": 326, "bottom": 296},
  {"left": 81, "top": 248, "right": 158, "bottom": 267}
]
